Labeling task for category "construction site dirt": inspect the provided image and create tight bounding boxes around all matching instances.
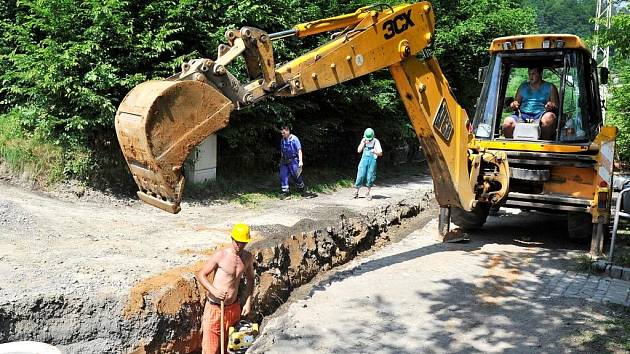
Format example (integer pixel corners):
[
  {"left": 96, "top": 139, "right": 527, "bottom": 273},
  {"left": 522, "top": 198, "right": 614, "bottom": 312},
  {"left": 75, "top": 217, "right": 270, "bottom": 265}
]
[
  {"left": 0, "top": 164, "right": 437, "bottom": 353},
  {"left": 2, "top": 164, "right": 629, "bottom": 353}
]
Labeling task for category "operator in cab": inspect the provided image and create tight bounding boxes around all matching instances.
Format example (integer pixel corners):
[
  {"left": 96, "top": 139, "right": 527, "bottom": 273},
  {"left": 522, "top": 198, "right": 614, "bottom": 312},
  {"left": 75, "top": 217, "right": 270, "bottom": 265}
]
[{"left": 502, "top": 67, "right": 559, "bottom": 140}]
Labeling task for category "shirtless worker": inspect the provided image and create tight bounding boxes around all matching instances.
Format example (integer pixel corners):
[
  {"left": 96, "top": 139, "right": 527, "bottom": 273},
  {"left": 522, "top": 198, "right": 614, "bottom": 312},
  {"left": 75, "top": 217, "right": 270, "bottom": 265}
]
[{"left": 197, "top": 223, "right": 255, "bottom": 354}]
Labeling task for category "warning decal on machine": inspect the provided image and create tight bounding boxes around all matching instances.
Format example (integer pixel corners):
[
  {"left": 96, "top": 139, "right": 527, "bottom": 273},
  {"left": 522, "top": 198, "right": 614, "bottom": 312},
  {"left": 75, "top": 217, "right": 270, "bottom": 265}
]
[{"left": 433, "top": 98, "right": 453, "bottom": 143}]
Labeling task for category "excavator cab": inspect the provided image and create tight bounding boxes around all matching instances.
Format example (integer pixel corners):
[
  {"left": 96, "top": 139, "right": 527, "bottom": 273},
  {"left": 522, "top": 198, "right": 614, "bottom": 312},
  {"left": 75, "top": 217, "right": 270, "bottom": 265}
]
[
  {"left": 474, "top": 38, "right": 602, "bottom": 142},
  {"left": 470, "top": 35, "right": 616, "bottom": 253}
]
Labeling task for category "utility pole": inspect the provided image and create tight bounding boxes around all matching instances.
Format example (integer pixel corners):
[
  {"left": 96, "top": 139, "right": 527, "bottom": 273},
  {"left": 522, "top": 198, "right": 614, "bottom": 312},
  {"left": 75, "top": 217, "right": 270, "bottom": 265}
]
[{"left": 593, "top": 0, "right": 613, "bottom": 121}]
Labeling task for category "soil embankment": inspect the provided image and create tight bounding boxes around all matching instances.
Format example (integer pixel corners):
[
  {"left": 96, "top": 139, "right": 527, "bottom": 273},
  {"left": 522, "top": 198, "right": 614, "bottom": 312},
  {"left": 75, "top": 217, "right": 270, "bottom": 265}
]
[{"left": 0, "top": 170, "right": 435, "bottom": 353}]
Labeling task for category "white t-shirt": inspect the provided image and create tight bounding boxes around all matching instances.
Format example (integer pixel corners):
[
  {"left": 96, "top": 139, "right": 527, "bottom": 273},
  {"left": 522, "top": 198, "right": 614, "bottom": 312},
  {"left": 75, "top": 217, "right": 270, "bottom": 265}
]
[{"left": 365, "top": 138, "right": 382, "bottom": 158}]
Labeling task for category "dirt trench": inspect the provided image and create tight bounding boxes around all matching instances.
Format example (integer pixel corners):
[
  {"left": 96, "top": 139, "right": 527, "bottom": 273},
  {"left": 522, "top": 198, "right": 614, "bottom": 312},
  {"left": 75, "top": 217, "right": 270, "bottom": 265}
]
[{"left": 1, "top": 190, "right": 434, "bottom": 353}]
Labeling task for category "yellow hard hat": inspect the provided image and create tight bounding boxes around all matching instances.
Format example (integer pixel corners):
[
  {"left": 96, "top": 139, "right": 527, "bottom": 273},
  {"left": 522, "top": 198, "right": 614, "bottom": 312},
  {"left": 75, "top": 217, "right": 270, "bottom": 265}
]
[{"left": 231, "top": 223, "right": 251, "bottom": 243}]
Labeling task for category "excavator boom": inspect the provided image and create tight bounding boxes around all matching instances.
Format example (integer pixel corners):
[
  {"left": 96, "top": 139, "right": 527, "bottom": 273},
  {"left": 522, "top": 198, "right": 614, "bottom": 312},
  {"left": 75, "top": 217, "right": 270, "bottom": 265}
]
[{"left": 115, "top": 2, "right": 508, "bottom": 214}]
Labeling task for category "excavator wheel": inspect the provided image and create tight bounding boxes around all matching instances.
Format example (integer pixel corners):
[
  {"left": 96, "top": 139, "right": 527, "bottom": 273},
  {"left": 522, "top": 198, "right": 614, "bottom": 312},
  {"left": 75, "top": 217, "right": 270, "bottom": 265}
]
[{"left": 451, "top": 204, "right": 491, "bottom": 230}]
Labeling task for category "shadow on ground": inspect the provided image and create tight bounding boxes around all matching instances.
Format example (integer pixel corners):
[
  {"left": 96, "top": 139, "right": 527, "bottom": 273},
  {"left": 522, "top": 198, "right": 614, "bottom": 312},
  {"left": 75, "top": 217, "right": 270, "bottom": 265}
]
[{"left": 259, "top": 210, "right": 630, "bottom": 353}]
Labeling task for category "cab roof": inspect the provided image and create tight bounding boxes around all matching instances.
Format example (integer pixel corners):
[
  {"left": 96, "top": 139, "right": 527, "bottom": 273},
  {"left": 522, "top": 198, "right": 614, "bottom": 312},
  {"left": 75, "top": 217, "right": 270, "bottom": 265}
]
[{"left": 489, "top": 34, "right": 589, "bottom": 53}]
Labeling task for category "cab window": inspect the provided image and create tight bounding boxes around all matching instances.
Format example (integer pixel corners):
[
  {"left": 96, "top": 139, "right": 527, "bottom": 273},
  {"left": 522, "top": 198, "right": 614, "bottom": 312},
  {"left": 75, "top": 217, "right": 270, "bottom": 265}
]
[{"left": 472, "top": 50, "right": 594, "bottom": 143}]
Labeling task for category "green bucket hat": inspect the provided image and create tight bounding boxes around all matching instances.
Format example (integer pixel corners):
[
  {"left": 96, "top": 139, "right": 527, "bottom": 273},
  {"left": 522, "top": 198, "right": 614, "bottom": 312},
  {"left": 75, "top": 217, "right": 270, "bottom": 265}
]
[{"left": 363, "top": 128, "right": 375, "bottom": 140}]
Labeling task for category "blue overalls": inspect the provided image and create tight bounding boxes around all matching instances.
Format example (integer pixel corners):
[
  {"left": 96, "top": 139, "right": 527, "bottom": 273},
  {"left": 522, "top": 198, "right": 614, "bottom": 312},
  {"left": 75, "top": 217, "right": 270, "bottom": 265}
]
[
  {"left": 279, "top": 135, "right": 304, "bottom": 193},
  {"left": 355, "top": 139, "right": 378, "bottom": 188}
]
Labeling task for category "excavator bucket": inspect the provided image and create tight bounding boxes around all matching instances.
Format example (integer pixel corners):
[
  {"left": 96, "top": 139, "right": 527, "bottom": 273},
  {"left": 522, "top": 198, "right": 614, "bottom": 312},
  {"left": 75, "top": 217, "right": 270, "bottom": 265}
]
[{"left": 115, "top": 79, "right": 234, "bottom": 213}]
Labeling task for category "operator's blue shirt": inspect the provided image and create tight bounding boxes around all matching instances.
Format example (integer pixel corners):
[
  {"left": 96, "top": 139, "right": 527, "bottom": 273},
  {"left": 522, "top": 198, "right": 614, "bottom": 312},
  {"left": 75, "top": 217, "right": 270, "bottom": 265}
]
[
  {"left": 280, "top": 134, "right": 301, "bottom": 161},
  {"left": 519, "top": 81, "right": 552, "bottom": 114}
]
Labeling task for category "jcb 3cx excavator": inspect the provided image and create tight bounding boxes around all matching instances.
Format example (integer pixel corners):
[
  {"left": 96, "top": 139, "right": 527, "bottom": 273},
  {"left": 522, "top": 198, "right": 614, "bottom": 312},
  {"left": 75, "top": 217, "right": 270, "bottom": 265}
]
[{"left": 115, "top": 2, "right": 616, "bottom": 255}]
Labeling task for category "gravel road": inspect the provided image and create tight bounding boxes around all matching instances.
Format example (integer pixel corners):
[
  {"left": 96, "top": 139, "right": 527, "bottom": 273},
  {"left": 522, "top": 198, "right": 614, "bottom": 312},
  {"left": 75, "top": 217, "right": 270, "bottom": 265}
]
[
  {"left": 0, "top": 170, "right": 433, "bottom": 307},
  {"left": 252, "top": 210, "right": 630, "bottom": 354}
]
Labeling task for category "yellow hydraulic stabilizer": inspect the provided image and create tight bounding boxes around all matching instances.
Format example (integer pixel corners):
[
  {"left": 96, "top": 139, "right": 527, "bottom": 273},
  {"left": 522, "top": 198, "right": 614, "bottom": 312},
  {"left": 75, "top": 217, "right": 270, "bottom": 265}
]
[{"left": 115, "top": 79, "right": 234, "bottom": 213}]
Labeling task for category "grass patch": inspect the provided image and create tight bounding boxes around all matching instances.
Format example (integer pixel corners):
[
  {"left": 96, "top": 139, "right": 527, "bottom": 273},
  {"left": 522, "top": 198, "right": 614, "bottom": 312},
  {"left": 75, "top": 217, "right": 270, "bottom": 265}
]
[
  {"left": 603, "top": 306, "right": 630, "bottom": 353},
  {"left": 185, "top": 167, "right": 356, "bottom": 206},
  {"left": 308, "top": 178, "right": 353, "bottom": 193},
  {"left": 610, "top": 225, "right": 630, "bottom": 268},
  {"left": 572, "top": 253, "right": 598, "bottom": 273},
  {"left": 0, "top": 108, "right": 105, "bottom": 188},
  {"left": 185, "top": 163, "right": 424, "bottom": 206},
  {"left": 233, "top": 193, "right": 275, "bottom": 207},
  {"left": 301, "top": 168, "right": 354, "bottom": 194},
  {"left": 569, "top": 304, "right": 630, "bottom": 353},
  {"left": 0, "top": 111, "right": 64, "bottom": 185}
]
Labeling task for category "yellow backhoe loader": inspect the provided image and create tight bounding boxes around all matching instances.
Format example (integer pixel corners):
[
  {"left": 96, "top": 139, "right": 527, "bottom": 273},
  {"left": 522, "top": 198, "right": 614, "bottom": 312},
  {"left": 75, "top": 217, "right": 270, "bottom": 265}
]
[{"left": 115, "top": 2, "right": 615, "bottom": 255}]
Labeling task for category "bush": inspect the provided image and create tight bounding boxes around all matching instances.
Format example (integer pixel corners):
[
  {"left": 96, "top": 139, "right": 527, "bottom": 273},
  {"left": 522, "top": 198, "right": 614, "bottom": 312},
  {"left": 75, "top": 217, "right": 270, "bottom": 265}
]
[
  {"left": 0, "top": 108, "right": 64, "bottom": 184},
  {"left": 0, "top": 0, "right": 537, "bottom": 187},
  {"left": 433, "top": 0, "right": 536, "bottom": 109},
  {"left": 602, "top": 13, "right": 630, "bottom": 164}
]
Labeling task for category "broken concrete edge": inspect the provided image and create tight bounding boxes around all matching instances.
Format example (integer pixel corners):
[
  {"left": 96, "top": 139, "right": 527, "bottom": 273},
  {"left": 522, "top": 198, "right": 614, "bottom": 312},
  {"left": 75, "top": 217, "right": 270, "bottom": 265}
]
[
  {"left": 0, "top": 191, "right": 434, "bottom": 354},
  {"left": 594, "top": 260, "right": 630, "bottom": 281}
]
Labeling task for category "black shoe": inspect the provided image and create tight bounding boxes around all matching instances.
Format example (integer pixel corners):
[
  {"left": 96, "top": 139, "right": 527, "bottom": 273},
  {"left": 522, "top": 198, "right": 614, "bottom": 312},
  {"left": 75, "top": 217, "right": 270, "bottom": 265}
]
[{"left": 280, "top": 192, "right": 290, "bottom": 200}]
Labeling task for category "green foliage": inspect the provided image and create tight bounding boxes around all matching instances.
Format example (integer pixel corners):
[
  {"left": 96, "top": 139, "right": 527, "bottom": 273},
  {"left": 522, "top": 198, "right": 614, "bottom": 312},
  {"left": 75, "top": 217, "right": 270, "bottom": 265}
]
[
  {"left": 1, "top": 0, "right": 184, "bottom": 143},
  {"left": 433, "top": 0, "right": 537, "bottom": 109},
  {"left": 606, "top": 59, "right": 630, "bottom": 162},
  {"left": 602, "top": 13, "right": 630, "bottom": 164},
  {"left": 606, "top": 12, "right": 630, "bottom": 57},
  {"left": 0, "top": 108, "right": 64, "bottom": 184},
  {"left": 522, "top": 0, "right": 597, "bottom": 38},
  {"left": 0, "top": 0, "right": 542, "bottom": 187}
]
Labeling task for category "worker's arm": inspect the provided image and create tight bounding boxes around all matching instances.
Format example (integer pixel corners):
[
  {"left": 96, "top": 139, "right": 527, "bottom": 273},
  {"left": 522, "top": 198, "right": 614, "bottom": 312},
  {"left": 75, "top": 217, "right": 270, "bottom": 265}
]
[
  {"left": 196, "top": 252, "right": 228, "bottom": 300},
  {"left": 374, "top": 140, "right": 383, "bottom": 157},
  {"left": 545, "top": 84, "right": 559, "bottom": 112},
  {"left": 511, "top": 87, "right": 523, "bottom": 111},
  {"left": 241, "top": 252, "right": 255, "bottom": 317},
  {"left": 357, "top": 139, "right": 366, "bottom": 153},
  {"left": 298, "top": 149, "right": 303, "bottom": 167}
]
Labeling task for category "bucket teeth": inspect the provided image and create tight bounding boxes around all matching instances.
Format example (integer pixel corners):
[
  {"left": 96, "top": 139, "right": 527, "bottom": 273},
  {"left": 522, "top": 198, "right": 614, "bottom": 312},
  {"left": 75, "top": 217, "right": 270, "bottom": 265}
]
[{"left": 115, "top": 79, "right": 234, "bottom": 213}]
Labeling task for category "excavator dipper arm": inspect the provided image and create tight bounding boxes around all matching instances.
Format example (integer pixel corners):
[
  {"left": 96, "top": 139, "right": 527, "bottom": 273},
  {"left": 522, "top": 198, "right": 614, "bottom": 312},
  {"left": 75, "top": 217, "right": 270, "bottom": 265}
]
[{"left": 115, "top": 2, "right": 508, "bottom": 214}]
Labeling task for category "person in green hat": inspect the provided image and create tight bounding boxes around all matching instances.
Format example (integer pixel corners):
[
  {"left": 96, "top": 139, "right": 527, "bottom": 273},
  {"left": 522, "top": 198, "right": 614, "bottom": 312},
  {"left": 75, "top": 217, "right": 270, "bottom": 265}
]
[{"left": 353, "top": 128, "right": 382, "bottom": 200}]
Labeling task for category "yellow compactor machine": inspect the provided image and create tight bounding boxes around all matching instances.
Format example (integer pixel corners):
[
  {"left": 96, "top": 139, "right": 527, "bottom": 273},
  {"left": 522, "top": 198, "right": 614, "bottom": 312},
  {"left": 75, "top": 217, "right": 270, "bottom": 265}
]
[{"left": 115, "top": 2, "right": 616, "bottom": 255}]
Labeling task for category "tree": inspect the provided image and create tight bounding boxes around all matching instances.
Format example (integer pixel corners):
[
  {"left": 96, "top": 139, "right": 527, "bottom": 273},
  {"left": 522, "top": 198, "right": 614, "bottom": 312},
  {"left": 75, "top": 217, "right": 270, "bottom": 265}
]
[
  {"left": 522, "top": 0, "right": 597, "bottom": 38},
  {"left": 0, "top": 0, "right": 540, "bottom": 185},
  {"left": 433, "top": 0, "right": 537, "bottom": 109},
  {"left": 602, "top": 12, "right": 630, "bottom": 163}
]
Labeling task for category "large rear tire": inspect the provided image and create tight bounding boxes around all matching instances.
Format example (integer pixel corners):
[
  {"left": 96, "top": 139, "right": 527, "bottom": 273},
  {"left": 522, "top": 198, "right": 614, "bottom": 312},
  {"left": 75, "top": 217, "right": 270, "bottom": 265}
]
[
  {"left": 451, "top": 204, "right": 491, "bottom": 230},
  {"left": 567, "top": 211, "right": 592, "bottom": 240}
]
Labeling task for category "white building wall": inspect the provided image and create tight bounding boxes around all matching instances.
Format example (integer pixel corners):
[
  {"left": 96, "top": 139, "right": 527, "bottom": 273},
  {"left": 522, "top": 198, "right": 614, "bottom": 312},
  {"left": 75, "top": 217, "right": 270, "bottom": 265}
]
[{"left": 184, "top": 134, "right": 217, "bottom": 184}]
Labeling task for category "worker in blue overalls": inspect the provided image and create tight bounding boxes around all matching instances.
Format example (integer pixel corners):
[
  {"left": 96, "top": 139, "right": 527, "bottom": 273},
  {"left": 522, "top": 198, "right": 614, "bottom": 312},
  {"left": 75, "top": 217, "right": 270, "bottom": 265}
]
[
  {"left": 353, "top": 128, "right": 383, "bottom": 200},
  {"left": 279, "top": 125, "right": 305, "bottom": 199}
]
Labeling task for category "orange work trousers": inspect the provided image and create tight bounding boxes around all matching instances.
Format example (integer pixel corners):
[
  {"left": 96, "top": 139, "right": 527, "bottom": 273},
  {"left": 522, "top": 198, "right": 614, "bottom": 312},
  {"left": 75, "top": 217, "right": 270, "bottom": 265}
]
[{"left": 201, "top": 301, "right": 241, "bottom": 354}]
